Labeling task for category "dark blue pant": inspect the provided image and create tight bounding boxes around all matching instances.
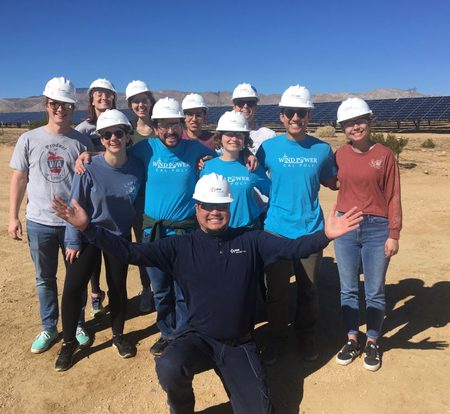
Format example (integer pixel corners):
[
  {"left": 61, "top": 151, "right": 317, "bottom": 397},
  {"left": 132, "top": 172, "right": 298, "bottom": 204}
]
[{"left": 156, "top": 332, "right": 273, "bottom": 414}]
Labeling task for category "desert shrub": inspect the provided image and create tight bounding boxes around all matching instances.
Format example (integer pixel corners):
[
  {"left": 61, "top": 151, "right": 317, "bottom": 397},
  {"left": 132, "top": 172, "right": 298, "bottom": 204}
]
[
  {"left": 315, "top": 125, "right": 335, "bottom": 138},
  {"left": 370, "top": 132, "right": 408, "bottom": 161},
  {"left": 421, "top": 138, "right": 436, "bottom": 149}
]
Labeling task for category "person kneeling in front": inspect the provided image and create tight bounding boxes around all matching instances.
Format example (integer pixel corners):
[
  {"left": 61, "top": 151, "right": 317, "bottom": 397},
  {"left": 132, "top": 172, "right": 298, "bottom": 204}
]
[{"left": 52, "top": 173, "right": 362, "bottom": 414}]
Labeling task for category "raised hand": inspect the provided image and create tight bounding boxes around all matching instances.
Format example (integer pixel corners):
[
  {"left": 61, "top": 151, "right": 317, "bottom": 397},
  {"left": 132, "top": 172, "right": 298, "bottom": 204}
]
[
  {"left": 324, "top": 203, "right": 363, "bottom": 240},
  {"left": 52, "top": 196, "right": 89, "bottom": 231}
]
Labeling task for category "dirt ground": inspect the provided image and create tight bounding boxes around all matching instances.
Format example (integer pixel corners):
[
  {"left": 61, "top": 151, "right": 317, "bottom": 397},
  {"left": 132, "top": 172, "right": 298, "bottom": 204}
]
[{"left": 0, "top": 129, "right": 448, "bottom": 414}]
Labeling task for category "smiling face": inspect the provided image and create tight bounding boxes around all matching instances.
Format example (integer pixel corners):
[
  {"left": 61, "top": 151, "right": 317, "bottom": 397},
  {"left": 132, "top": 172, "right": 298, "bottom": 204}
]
[
  {"left": 184, "top": 108, "right": 206, "bottom": 134},
  {"left": 279, "top": 108, "right": 311, "bottom": 141},
  {"left": 233, "top": 99, "right": 257, "bottom": 122},
  {"left": 130, "top": 92, "right": 152, "bottom": 119},
  {"left": 156, "top": 118, "right": 183, "bottom": 147},
  {"left": 195, "top": 202, "right": 230, "bottom": 235},
  {"left": 45, "top": 99, "right": 74, "bottom": 128},
  {"left": 91, "top": 88, "right": 114, "bottom": 113},
  {"left": 342, "top": 117, "right": 371, "bottom": 144},
  {"left": 221, "top": 131, "right": 245, "bottom": 155},
  {"left": 99, "top": 125, "right": 130, "bottom": 155}
]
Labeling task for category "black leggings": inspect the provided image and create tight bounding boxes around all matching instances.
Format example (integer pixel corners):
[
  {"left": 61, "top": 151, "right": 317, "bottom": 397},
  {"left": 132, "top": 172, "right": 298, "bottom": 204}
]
[{"left": 62, "top": 243, "right": 129, "bottom": 342}]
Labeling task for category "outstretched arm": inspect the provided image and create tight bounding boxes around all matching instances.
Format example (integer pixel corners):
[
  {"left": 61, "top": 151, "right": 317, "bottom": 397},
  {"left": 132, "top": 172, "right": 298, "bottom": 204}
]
[{"left": 52, "top": 196, "right": 174, "bottom": 271}]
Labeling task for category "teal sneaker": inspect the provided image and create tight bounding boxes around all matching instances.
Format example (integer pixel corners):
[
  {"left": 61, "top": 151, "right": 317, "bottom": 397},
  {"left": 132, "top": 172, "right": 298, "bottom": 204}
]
[
  {"left": 31, "top": 329, "right": 58, "bottom": 354},
  {"left": 76, "top": 326, "right": 92, "bottom": 348}
]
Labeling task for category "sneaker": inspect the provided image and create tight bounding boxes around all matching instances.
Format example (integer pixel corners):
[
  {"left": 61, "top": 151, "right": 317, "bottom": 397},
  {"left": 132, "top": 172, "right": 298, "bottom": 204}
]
[
  {"left": 90, "top": 290, "right": 106, "bottom": 318},
  {"left": 112, "top": 335, "right": 136, "bottom": 358},
  {"left": 139, "top": 287, "right": 154, "bottom": 313},
  {"left": 363, "top": 342, "right": 381, "bottom": 372},
  {"left": 299, "top": 337, "right": 319, "bottom": 361},
  {"left": 76, "top": 325, "right": 92, "bottom": 348},
  {"left": 149, "top": 337, "right": 171, "bottom": 357},
  {"left": 55, "top": 341, "right": 79, "bottom": 372},
  {"left": 31, "top": 329, "right": 58, "bottom": 354},
  {"left": 336, "top": 339, "right": 360, "bottom": 366}
]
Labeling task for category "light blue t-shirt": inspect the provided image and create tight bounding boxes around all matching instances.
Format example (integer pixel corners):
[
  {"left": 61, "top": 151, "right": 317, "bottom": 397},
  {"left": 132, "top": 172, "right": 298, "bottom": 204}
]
[
  {"left": 129, "top": 138, "right": 215, "bottom": 227},
  {"left": 201, "top": 156, "right": 271, "bottom": 228},
  {"left": 65, "top": 154, "right": 144, "bottom": 249},
  {"left": 256, "top": 134, "right": 337, "bottom": 239}
]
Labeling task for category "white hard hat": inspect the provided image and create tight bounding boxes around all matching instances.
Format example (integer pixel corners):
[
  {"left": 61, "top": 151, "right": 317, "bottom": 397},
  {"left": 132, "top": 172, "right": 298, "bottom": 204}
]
[
  {"left": 126, "top": 80, "right": 150, "bottom": 100},
  {"left": 96, "top": 109, "right": 132, "bottom": 132},
  {"left": 279, "top": 85, "right": 314, "bottom": 109},
  {"left": 151, "top": 97, "right": 184, "bottom": 119},
  {"left": 337, "top": 97, "right": 373, "bottom": 123},
  {"left": 216, "top": 111, "right": 249, "bottom": 132},
  {"left": 88, "top": 78, "right": 116, "bottom": 95},
  {"left": 182, "top": 93, "right": 208, "bottom": 111},
  {"left": 43, "top": 77, "right": 77, "bottom": 103},
  {"left": 232, "top": 83, "right": 259, "bottom": 102},
  {"left": 193, "top": 173, "right": 234, "bottom": 204}
]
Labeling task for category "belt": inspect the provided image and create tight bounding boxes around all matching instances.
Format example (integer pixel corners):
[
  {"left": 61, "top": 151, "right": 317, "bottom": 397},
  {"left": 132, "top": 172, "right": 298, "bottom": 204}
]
[{"left": 220, "top": 333, "right": 252, "bottom": 347}]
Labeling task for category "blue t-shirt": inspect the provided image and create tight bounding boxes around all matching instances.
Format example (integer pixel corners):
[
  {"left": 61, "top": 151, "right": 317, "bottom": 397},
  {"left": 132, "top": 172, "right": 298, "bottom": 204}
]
[
  {"left": 65, "top": 154, "right": 144, "bottom": 249},
  {"left": 256, "top": 134, "right": 337, "bottom": 239},
  {"left": 201, "top": 156, "right": 271, "bottom": 228},
  {"left": 129, "top": 138, "right": 215, "bottom": 227}
]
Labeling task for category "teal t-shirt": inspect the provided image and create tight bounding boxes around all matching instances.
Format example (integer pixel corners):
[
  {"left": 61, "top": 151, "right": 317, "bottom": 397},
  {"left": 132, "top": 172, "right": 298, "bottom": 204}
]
[
  {"left": 201, "top": 156, "right": 271, "bottom": 228},
  {"left": 256, "top": 134, "right": 337, "bottom": 238},
  {"left": 129, "top": 138, "right": 215, "bottom": 226}
]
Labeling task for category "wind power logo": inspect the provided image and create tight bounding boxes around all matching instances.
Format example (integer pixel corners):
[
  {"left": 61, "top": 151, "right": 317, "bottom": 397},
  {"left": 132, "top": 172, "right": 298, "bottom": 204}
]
[{"left": 278, "top": 153, "right": 318, "bottom": 167}]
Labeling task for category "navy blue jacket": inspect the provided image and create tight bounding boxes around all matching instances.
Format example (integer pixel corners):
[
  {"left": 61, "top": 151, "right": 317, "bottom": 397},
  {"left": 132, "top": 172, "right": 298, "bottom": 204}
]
[{"left": 84, "top": 225, "right": 329, "bottom": 340}]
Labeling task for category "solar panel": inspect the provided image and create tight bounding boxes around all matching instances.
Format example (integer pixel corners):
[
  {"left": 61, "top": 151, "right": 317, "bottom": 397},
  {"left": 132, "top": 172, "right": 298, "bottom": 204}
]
[{"left": 1, "top": 96, "right": 450, "bottom": 126}]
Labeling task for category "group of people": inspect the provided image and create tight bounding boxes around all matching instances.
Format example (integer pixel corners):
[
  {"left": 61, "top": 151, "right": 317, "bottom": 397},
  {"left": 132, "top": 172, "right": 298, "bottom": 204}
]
[{"left": 8, "top": 76, "right": 402, "bottom": 414}]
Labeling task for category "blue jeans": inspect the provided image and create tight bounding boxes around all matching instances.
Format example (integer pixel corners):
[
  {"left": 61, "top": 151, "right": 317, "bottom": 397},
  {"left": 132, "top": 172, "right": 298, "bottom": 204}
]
[
  {"left": 27, "top": 220, "right": 66, "bottom": 331},
  {"left": 27, "top": 220, "right": 86, "bottom": 332},
  {"left": 143, "top": 232, "right": 188, "bottom": 339},
  {"left": 334, "top": 214, "right": 390, "bottom": 340}
]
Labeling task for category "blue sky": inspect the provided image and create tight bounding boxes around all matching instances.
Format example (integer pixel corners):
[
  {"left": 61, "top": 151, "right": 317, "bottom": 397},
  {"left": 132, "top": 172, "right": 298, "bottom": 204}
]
[{"left": 1, "top": 0, "right": 449, "bottom": 98}]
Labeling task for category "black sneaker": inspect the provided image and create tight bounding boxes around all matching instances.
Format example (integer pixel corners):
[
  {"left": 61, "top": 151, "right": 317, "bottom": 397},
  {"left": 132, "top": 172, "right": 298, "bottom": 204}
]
[
  {"left": 299, "top": 337, "right": 319, "bottom": 362},
  {"left": 112, "top": 335, "right": 137, "bottom": 359},
  {"left": 363, "top": 342, "right": 381, "bottom": 371},
  {"left": 55, "top": 341, "right": 79, "bottom": 372},
  {"left": 336, "top": 339, "right": 360, "bottom": 366},
  {"left": 149, "top": 337, "right": 171, "bottom": 357}
]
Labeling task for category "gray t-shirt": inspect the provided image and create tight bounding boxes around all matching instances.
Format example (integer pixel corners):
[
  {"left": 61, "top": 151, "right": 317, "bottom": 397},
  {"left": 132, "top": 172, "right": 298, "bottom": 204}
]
[
  {"left": 9, "top": 126, "right": 94, "bottom": 226},
  {"left": 75, "top": 119, "right": 105, "bottom": 151}
]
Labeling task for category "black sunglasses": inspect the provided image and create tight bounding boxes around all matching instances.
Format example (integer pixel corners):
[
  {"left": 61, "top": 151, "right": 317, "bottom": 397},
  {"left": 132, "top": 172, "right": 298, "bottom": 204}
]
[
  {"left": 234, "top": 99, "right": 257, "bottom": 108},
  {"left": 48, "top": 101, "right": 74, "bottom": 111},
  {"left": 198, "top": 202, "right": 230, "bottom": 212},
  {"left": 281, "top": 108, "right": 309, "bottom": 119},
  {"left": 100, "top": 129, "right": 126, "bottom": 140}
]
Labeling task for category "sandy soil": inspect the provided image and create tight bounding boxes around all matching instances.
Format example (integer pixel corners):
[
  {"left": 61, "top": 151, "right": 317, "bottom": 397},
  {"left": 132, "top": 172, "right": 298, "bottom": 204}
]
[{"left": 0, "top": 129, "right": 448, "bottom": 414}]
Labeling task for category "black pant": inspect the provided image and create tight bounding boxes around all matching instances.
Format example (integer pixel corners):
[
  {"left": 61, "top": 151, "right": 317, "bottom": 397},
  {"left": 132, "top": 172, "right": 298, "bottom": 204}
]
[
  {"left": 62, "top": 243, "right": 129, "bottom": 342},
  {"left": 156, "top": 331, "right": 273, "bottom": 414}
]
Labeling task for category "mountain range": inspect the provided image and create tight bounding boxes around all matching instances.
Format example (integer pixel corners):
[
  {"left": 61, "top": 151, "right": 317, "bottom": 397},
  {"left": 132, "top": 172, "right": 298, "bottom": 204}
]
[{"left": 0, "top": 88, "right": 427, "bottom": 113}]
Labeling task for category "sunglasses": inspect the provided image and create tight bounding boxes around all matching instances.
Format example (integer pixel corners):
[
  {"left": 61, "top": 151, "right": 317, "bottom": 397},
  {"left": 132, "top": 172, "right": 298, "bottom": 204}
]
[
  {"left": 223, "top": 131, "right": 245, "bottom": 139},
  {"left": 100, "top": 129, "right": 126, "bottom": 140},
  {"left": 157, "top": 122, "right": 181, "bottom": 130},
  {"left": 341, "top": 117, "right": 370, "bottom": 128},
  {"left": 48, "top": 101, "right": 74, "bottom": 111},
  {"left": 281, "top": 108, "right": 309, "bottom": 119},
  {"left": 198, "top": 202, "right": 230, "bottom": 212},
  {"left": 234, "top": 99, "right": 257, "bottom": 108}
]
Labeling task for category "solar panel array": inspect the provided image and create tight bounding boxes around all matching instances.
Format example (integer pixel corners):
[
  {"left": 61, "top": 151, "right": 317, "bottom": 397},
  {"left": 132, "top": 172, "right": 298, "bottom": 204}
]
[{"left": 1, "top": 96, "right": 450, "bottom": 126}]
